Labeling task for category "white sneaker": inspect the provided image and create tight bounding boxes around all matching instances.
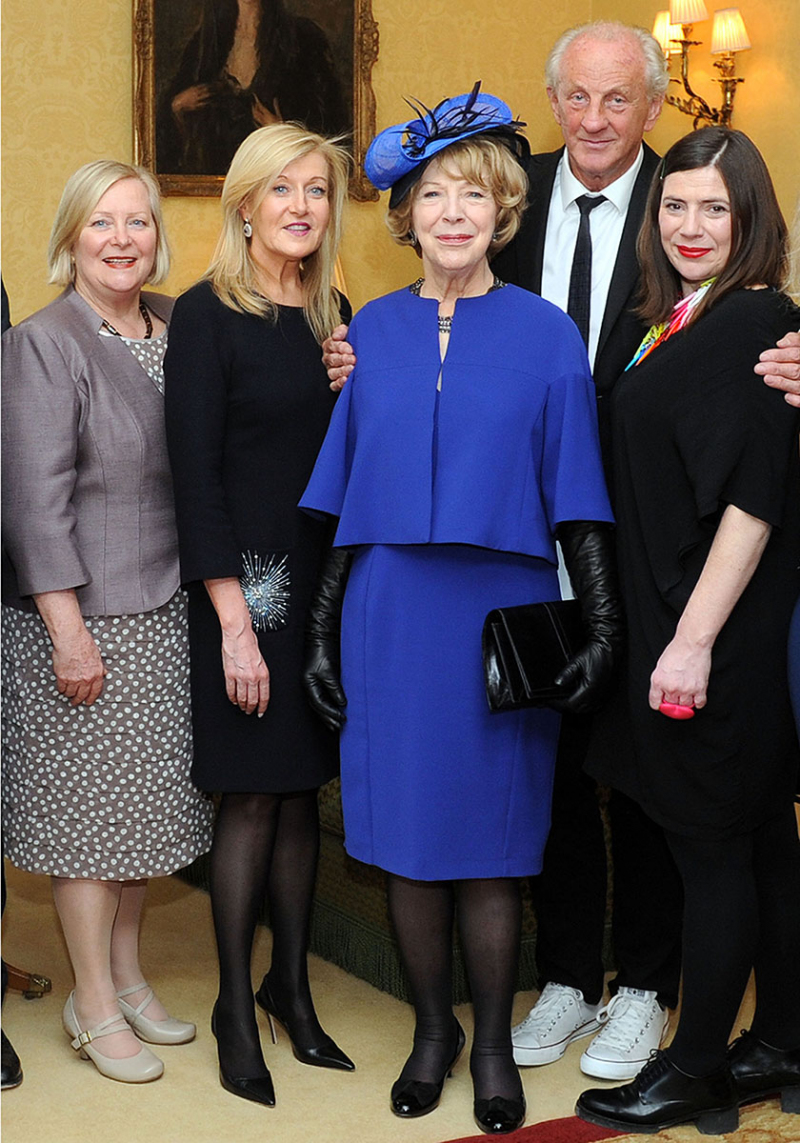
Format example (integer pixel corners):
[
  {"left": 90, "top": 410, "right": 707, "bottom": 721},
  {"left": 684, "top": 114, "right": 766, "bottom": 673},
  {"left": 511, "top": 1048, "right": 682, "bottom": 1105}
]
[
  {"left": 579, "top": 987, "right": 669, "bottom": 1080},
  {"left": 512, "top": 982, "right": 603, "bottom": 1066}
]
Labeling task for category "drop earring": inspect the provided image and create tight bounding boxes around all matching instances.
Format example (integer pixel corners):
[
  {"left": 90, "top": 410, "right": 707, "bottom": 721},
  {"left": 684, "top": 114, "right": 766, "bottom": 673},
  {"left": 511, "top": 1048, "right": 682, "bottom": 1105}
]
[
  {"left": 243, "top": 219, "right": 253, "bottom": 239},
  {"left": 408, "top": 229, "right": 417, "bottom": 245}
]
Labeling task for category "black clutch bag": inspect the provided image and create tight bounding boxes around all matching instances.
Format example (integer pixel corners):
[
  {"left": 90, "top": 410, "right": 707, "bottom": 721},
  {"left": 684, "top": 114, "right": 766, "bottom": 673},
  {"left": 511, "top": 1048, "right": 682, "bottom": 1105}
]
[{"left": 481, "top": 599, "right": 585, "bottom": 712}]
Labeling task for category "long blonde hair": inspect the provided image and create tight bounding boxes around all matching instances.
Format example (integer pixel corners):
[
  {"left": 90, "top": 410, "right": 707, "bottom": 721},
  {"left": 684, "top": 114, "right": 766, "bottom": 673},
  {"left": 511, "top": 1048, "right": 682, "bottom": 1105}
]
[{"left": 204, "top": 123, "right": 349, "bottom": 344}]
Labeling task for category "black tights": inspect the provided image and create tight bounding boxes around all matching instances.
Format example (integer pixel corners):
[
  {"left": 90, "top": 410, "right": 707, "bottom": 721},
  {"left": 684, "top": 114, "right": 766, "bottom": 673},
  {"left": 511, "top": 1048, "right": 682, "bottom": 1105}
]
[
  {"left": 665, "top": 805, "right": 800, "bottom": 1075},
  {"left": 387, "top": 873, "right": 522, "bottom": 1101},
  {"left": 210, "top": 789, "right": 322, "bottom": 1076}
]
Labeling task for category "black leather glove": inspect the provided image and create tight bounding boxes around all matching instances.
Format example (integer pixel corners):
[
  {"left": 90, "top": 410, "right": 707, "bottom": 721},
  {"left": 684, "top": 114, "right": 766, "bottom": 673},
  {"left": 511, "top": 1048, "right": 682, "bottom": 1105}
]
[
  {"left": 551, "top": 521, "right": 624, "bottom": 715},
  {"left": 304, "top": 547, "right": 352, "bottom": 731}
]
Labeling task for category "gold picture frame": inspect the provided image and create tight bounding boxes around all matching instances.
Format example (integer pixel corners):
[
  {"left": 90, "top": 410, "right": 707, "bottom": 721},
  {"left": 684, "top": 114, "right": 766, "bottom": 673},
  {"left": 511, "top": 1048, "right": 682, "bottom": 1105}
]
[{"left": 133, "top": 0, "right": 379, "bottom": 200}]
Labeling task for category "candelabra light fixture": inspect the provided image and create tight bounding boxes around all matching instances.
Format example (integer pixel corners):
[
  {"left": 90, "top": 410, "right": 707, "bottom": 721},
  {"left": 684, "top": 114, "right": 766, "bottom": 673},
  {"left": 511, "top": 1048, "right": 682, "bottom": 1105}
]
[{"left": 652, "top": 1, "right": 751, "bottom": 128}]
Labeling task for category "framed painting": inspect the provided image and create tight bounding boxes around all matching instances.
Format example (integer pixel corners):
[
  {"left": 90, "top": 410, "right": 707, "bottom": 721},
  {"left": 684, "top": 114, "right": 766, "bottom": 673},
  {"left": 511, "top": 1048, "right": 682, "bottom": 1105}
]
[{"left": 134, "top": 0, "right": 379, "bottom": 200}]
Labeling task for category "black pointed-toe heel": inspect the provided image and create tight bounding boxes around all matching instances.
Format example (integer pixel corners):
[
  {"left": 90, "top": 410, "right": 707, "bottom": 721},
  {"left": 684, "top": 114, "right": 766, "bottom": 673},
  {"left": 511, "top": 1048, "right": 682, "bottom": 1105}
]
[
  {"left": 211, "top": 1002, "right": 276, "bottom": 1107},
  {"left": 255, "top": 977, "right": 355, "bottom": 1072},
  {"left": 217, "top": 1068, "right": 276, "bottom": 1107},
  {"left": 474, "top": 1092, "right": 527, "bottom": 1135},
  {"left": 390, "top": 1020, "right": 466, "bottom": 1118}
]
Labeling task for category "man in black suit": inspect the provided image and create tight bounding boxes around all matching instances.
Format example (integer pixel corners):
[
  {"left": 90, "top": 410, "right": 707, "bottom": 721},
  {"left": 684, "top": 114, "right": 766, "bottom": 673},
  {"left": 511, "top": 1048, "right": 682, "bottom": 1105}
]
[{"left": 491, "top": 22, "right": 684, "bottom": 1084}]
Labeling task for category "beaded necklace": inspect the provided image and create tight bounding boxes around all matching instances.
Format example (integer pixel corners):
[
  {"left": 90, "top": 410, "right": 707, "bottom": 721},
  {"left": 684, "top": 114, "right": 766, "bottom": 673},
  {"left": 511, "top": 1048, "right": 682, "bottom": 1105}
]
[{"left": 101, "top": 300, "right": 153, "bottom": 340}]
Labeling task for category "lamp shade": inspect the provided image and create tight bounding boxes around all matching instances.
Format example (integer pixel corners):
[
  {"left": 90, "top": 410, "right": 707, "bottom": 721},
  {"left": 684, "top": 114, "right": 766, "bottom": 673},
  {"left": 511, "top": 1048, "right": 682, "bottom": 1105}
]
[
  {"left": 652, "top": 10, "right": 683, "bottom": 54},
  {"left": 669, "top": 0, "right": 709, "bottom": 24},
  {"left": 711, "top": 8, "right": 751, "bottom": 53}
]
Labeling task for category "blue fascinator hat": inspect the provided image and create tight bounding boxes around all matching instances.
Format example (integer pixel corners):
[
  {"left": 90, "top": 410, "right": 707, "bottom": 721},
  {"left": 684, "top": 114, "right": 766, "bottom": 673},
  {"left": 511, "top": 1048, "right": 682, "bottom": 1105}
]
[{"left": 365, "top": 82, "right": 529, "bottom": 207}]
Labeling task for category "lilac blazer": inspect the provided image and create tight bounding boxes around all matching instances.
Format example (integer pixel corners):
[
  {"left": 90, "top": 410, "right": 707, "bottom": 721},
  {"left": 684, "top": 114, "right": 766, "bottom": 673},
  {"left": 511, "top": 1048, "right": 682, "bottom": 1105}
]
[{"left": 2, "top": 286, "right": 179, "bottom": 616}]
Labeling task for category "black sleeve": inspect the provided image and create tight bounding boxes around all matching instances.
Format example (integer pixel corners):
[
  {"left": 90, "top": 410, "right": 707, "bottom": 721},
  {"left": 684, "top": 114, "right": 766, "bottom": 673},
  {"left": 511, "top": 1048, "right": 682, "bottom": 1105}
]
[
  {"left": 163, "top": 283, "right": 244, "bottom": 584},
  {"left": 676, "top": 291, "right": 800, "bottom": 530},
  {"left": 1, "top": 278, "right": 10, "bottom": 334},
  {"left": 336, "top": 291, "right": 352, "bottom": 325}
]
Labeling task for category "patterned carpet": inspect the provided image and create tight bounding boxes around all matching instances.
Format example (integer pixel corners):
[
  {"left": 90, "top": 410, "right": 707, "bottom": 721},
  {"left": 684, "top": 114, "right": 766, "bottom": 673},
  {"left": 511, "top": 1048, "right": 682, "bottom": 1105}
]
[{"left": 443, "top": 1099, "right": 797, "bottom": 1143}]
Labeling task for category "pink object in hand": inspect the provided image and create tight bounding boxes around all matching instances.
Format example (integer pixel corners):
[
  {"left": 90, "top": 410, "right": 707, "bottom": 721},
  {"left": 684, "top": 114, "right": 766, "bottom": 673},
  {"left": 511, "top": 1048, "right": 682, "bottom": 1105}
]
[{"left": 659, "top": 701, "right": 695, "bottom": 720}]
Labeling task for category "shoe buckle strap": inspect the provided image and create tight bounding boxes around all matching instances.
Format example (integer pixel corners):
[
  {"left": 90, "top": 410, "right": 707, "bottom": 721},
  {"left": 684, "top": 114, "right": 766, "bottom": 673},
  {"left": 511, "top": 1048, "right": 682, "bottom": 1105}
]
[
  {"left": 116, "top": 982, "right": 154, "bottom": 1017},
  {"left": 73, "top": 1029, "right": 93, "bottom": 1050}
]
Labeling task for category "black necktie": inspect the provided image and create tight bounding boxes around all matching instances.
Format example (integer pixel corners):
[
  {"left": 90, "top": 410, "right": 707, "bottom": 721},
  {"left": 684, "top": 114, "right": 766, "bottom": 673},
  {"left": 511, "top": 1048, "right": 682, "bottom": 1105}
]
[{"left": 567, "top": 194, "right": 607, "bottom": 347}]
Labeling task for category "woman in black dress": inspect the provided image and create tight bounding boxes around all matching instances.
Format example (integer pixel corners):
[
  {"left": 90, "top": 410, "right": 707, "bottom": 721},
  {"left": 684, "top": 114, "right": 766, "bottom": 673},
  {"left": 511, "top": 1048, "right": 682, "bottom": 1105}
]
[
  {"left": 164, "top": 123, "right": 353, "bottom": 1106},
  {"left": 577, "top": 129, "right": 800, "bottom": 1135}
]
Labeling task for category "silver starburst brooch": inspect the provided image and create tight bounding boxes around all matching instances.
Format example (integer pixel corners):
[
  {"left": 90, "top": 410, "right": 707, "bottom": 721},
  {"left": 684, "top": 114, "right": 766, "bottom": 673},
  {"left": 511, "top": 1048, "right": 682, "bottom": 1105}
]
[{"left": 240, "top": 551, "right": 290, "bottom": 632}]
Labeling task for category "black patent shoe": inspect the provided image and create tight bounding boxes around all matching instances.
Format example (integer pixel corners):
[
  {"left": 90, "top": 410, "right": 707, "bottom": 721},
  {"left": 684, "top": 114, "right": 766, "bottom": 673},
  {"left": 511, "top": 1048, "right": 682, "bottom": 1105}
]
[
  {"left": 218, "top": 1067, "right": 276, "bottom": 1107},
  {"left": 474, "top": 1091, "right": 526, "bottom": 1135},
  {"left": 211, "top": 1002, "right": 276, "bottom": 1107},
  {"left": 255, "top": 977, "right": 354, "bottom": 1071},
  {"left": 391, "top": 1020, "right": 466, "bottom": 1118},
  {"left": 576, "top": 1051, "right": 739, "bottom": 1136},
  {"left": 1, "top": 1030, "right": 23, "bottom": 1091},
  {"left": 728, "top": 1029, "right": 800, "bottom": 1112}
]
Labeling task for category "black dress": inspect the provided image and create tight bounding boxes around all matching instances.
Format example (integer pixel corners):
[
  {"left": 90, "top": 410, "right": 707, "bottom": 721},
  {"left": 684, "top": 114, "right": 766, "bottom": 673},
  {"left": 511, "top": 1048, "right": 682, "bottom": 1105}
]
[
  {"left": 601, "top": 288, "right": 800, "bottom": 838},
  {"left": 164, "top": 281, "right": 349, "bottom": 792}
]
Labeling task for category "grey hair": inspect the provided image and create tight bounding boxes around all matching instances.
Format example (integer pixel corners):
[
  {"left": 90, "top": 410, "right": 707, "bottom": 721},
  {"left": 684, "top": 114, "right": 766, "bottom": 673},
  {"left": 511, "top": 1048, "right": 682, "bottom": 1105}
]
[{"left": 545, "top": 21, "right": 669, "bottom": 102}]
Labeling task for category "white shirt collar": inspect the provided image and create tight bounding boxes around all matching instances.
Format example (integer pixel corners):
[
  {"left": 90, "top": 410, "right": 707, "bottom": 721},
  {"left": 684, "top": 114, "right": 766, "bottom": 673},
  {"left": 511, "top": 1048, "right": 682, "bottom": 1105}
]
[{"left": 558, "top": 145, "right": 645, "bottom": 215}]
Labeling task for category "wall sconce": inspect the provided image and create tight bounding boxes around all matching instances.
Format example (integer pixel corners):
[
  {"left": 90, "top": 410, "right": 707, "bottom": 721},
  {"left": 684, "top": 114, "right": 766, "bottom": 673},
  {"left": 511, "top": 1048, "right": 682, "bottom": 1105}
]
[{"left": 652, "top": 2, "right": 751, "bottom": 127}]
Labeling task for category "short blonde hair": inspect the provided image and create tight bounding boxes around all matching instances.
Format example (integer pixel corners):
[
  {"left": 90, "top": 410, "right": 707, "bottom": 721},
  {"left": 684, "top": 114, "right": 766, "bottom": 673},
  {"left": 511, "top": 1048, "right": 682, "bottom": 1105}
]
[
  {"left": 385, "top": 137, "right": 528, "bottom": 259},
  {"left": 48, "top": 160, "right": 170, "bottom": 287},
  {"left": 204, "top": 123, "right": 350, "bottom": 344}
]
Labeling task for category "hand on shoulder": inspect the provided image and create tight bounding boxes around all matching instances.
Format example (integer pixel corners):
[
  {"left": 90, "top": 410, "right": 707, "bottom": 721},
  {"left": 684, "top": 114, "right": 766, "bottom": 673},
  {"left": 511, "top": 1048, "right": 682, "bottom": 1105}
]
[
  {"left": 323, "top": 324, "right": 355, "bottom": 391},
  {"left": 754, "top": 330, "right": 800, "bottom": 407}
]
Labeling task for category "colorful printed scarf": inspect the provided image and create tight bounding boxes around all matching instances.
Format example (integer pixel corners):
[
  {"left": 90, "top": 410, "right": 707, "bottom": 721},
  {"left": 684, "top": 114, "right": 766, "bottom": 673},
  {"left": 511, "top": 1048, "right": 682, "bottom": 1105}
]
[{"left": 626, "top": 278, "right": 716, "bottom": 370}]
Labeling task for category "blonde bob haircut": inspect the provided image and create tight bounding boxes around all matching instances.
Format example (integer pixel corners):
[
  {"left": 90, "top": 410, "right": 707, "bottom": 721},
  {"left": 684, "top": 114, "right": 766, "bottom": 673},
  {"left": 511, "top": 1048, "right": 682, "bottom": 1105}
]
[
  {"left": 48, "top": 160, "right": 170, "bottom": 288},
  {"left": 385, "top": 136, "right": 528, "bottom": 260},
  {"left": 204, "top": 122, "right": 350, "bottom": 345}
]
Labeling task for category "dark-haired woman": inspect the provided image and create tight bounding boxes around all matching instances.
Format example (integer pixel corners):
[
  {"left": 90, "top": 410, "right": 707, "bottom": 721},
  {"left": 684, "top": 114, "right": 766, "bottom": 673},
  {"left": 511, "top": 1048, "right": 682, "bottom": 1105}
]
[
  {"left": 577, "top": 128, "right": 800, "bottom": 1136},
  {"left": 157, "top": 0, "right": 348, "bottom": 176}
]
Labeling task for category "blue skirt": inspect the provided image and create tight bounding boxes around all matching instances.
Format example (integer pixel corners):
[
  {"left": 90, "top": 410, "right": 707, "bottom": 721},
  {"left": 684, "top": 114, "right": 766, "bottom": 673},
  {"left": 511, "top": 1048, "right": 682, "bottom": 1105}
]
[{"left": 339, "top": 544, "right": 562, "bottom": 880}]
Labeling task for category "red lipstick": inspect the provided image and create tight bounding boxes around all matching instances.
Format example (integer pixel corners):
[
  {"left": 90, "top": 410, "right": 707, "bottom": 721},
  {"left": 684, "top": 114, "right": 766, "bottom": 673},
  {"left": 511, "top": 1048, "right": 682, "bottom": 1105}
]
[{"left": 677, "top": 246, "right": 712, "bottom": 258}]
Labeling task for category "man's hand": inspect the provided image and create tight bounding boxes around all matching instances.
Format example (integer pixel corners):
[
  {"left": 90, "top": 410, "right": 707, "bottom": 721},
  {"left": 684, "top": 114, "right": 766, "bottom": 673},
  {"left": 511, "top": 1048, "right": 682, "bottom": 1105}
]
[
  {"left": 755, "top": 331, "right": 800, "bottom": 408},
  {"left": 322, "top": 324, "right": 356, "bottom": 391}
]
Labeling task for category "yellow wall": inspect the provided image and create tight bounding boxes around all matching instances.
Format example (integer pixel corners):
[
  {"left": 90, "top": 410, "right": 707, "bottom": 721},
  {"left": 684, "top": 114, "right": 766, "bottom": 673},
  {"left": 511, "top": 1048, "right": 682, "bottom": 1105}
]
[{"left": 2, "top": 0, "right": 798, "bottom": 322}]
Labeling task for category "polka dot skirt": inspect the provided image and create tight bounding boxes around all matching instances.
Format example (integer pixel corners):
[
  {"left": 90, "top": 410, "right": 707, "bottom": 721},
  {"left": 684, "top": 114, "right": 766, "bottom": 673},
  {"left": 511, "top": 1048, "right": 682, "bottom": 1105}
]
[{"left": 1, "top": 592, "right": 214, "bottom": 880}]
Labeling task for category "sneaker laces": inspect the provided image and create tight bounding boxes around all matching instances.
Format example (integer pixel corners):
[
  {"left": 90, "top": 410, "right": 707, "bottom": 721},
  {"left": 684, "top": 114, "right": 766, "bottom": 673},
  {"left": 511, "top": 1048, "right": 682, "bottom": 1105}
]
[
  {"left": 515, "top": 983, "right": 584, "bottom": 1035},
  {"left": 593, "top": 991, "right": 662, "bottom": 1052}
]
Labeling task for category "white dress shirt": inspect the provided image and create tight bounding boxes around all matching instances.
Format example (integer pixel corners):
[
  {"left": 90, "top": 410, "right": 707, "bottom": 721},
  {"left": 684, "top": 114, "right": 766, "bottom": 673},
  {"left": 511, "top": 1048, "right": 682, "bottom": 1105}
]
[
  {"left": 541, "top": 146, "right": 644, "bottom": 370},
  {"left": 542, "top": 147, "right": 644, "bottom": 600}
]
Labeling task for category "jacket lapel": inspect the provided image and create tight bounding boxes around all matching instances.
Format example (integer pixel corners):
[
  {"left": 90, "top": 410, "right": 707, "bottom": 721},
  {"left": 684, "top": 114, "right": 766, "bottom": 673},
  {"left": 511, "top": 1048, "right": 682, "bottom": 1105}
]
[
  {"left": 596, "top": 143, "right": 661, "bottom": 361},
  {"left": 61, "top": 287, "right": 173, "bottom": 413},
  {"left": 519, "top": 151, "right": 561, "bottom": 295}
]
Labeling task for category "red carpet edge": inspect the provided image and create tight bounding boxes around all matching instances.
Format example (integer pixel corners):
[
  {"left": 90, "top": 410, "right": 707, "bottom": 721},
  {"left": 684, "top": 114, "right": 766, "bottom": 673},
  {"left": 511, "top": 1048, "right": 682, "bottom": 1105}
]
[{"left": 444, "top": 1114, "right": 626, "bottom": 1143}]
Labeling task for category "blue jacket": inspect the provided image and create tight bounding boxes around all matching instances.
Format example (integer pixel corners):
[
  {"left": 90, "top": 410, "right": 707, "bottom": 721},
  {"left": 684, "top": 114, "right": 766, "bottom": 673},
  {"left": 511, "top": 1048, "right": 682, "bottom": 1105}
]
[{"left": 301, "top": 283, "right": 613, "bottom": 562}]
